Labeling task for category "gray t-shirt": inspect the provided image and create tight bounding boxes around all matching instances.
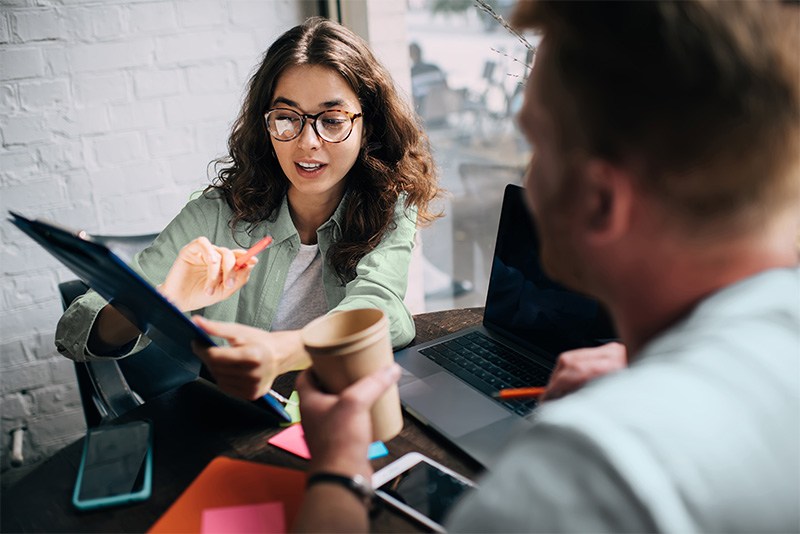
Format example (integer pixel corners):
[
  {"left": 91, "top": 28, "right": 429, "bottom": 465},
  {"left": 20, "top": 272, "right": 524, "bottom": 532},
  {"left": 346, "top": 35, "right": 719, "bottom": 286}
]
[
  {"left": 271, "top": 243, "right": 328, "bottom": 331},
  {"left": 446, "top": 266, "right": 800, "bottom": 533}
]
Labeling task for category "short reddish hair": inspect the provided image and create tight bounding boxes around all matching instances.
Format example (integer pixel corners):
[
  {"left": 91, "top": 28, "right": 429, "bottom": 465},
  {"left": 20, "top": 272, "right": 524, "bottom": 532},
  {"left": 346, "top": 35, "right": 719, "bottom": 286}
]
[{"left": 513, "top": 1, "right": 799, "bottom": 231}]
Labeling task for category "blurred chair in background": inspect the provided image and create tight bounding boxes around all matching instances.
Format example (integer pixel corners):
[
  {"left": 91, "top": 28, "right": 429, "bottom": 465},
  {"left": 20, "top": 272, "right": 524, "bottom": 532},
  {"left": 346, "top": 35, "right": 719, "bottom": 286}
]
[
  {"left": 451, "top": 162, "right": 525, "bottom": 293},
  {"left": 409, "top": 42, "right": 470, "bottom": 130}
]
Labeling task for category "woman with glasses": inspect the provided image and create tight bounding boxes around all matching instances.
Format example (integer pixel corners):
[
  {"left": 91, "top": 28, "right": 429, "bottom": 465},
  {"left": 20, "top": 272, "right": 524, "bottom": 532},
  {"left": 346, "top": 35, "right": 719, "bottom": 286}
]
[{"left": 56, "top": 17, "right": 440, "bottom": 401}]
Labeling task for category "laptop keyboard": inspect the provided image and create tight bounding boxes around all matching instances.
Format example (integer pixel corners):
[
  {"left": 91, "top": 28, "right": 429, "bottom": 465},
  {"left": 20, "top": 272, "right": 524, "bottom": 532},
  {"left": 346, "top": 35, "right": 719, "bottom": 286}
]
[{"left": 419, "top": 331, "right": 551, "bottom": 416}]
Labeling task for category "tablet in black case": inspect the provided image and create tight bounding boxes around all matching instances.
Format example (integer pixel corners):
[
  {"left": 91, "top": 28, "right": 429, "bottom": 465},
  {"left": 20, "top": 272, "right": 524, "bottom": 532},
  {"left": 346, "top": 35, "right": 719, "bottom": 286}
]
[{"left": 9, "top": 211, "right": 290, "bottom": 423}]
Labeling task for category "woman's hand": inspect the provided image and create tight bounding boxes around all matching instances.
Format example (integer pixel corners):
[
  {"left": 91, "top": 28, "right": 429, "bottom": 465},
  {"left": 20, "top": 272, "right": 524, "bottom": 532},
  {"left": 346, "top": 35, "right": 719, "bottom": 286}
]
[
  {"left": 296, "top": 364, "right": 401, "bottom": 475},
  {"left": 541, "top": 342, "right": 627, "bottom": 402},
  {"left": 191, "top": 316, "right": 310, "bottom": 400},
  {"left": 158, "top": 237, "right": 257, "bottom": 312}
]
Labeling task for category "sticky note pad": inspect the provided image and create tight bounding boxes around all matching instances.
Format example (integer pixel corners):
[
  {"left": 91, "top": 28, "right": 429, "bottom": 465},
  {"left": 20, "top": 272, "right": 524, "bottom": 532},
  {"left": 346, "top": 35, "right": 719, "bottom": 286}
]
[
  {"left": 268, "top": 424, "right": 388, "bottom": 460},
  {"left": 279, "top": 391, "right": 302, "bottom": 428},
  {"left": 268, "top": 424, "right": 310, "bottom": 459},
  {"left": 367, "top": 440, "right": 389, "bottom": 459},
  {"left": 148, "top": 457, "right": 305, "bottom": 534},
  {"left": 201, "top": 501, "right": 285, "bottom": 534}
]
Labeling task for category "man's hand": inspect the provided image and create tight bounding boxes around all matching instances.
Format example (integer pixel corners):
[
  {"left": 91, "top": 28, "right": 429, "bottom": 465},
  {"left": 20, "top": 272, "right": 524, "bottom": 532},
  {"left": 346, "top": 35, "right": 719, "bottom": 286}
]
[
  {"left": 191, "top": 316, "right": 309, "bottom": 400},
  {"left": 296, "top": 364, "right": 402, "bottom": 476},
  {"left": 158, "top": 237, "right": 258, "bottom": 312},
  {"left": 542, "top": 342, "right": 627, "bottom": 401},
  {"left": 293, "top": 366, "right": 400, "bottom": 533}
]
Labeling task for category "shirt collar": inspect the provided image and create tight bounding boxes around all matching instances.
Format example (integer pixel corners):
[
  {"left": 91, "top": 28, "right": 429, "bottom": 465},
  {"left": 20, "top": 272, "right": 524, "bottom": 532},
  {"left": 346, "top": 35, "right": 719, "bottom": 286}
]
[{"left": 269, "top": 191, "right": 350, "bottom": 244}]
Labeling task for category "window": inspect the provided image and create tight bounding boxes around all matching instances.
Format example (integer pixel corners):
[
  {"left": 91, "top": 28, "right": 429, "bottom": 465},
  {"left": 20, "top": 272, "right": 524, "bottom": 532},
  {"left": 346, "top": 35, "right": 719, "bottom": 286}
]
[{"left": 407, "top": 1, "right": 534, "bottom": 311}]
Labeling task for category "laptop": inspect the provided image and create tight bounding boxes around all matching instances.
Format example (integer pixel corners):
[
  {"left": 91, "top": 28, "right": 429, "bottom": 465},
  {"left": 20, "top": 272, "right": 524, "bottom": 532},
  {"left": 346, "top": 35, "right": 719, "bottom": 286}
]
[
  {"left": 395, "top": 184, "right": 616, "bottom": 467},
  {"left": 8, "top": 211, "right": 291, "bottom": 423}
]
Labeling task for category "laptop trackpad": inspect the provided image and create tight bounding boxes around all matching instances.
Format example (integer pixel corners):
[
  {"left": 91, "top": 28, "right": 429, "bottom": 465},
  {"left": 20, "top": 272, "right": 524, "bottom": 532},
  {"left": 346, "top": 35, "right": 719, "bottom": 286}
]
[{"left": 400, "top": 372, "right": 509, "bottom": 438}]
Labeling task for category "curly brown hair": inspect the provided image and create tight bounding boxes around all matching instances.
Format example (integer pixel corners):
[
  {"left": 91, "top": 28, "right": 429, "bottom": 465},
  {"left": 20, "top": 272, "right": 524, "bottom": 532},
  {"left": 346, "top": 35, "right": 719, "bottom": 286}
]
[{"left": 210, "top": 17, "right": 442, "bottom": 282}]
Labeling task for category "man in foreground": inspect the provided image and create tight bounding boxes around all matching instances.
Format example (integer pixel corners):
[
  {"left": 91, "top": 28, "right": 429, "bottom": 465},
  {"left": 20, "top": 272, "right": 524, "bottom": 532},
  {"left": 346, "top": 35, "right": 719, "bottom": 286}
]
[{"left": 294, "top": 1, "right": 799, "bottom": 531}]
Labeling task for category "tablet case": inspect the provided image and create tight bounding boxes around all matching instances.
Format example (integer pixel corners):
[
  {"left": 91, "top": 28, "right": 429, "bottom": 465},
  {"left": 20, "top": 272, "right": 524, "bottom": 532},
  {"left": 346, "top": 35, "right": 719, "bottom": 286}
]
[
  {"left": 147, "top": 456, "right": 306, "bottom": 533},
  {"left": 8, "top": 211, "right": 289, "bottom": 422}
]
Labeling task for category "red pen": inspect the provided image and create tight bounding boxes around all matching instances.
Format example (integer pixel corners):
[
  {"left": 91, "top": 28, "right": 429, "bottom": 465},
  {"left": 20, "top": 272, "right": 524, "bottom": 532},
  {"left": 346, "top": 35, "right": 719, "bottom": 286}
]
[
  {"left": 492, "top": 386, "right": 547, "bottom": 400},
  {"left": 234, "top": 235, "right": 273, "bottom": 270}
]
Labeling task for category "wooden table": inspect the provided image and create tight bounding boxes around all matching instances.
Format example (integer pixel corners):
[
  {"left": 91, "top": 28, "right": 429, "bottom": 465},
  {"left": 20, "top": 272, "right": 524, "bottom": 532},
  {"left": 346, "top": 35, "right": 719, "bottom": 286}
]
[{"left": 1, "top": 308, "right": 484, "bottom": 533}]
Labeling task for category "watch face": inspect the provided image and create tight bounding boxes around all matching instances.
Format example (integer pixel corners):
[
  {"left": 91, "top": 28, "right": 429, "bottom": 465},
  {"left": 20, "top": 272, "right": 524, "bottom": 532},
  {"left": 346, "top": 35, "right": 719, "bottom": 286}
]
[{"left": 351, "top": 474, "right": 375, "bottom": 500}]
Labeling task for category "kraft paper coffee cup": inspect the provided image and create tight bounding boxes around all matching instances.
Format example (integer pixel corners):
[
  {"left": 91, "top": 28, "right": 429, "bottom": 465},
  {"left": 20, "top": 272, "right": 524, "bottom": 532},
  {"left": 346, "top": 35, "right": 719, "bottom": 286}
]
[{"left": 301, "top": 308, "right": 403, "bottom": 442}]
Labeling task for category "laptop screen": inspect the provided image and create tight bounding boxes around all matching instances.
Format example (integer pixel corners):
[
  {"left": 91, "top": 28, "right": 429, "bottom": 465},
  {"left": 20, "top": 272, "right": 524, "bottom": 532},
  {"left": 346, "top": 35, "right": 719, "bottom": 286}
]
[{"left": 483, "top": 185, "right": 617, "bottom": 359}]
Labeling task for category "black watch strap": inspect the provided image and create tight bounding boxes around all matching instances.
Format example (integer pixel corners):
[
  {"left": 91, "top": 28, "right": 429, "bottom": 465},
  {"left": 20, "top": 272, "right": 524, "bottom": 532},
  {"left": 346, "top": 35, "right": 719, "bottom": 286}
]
[{"left": 306, "top": 472, "right": 376, "bottom": 508}]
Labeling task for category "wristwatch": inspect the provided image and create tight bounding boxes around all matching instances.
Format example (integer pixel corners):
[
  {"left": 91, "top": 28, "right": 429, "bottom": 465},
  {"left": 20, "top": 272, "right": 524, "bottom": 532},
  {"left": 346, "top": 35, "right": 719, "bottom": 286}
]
[{"left": 306, "top": 472, "right": 376, "bottom": 509}]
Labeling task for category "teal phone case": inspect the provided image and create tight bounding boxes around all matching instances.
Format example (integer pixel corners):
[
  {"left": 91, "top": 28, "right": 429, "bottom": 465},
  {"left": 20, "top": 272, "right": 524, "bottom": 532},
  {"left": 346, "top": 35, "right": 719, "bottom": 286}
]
[{"left": 72, "top": 420, "right": 153, "bottom": 511}]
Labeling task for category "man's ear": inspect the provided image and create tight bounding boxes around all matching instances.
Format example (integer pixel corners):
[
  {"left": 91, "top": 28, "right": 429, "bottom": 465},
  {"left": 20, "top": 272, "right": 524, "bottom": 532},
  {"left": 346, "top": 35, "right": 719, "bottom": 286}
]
[{"left": 581, "top": 159, "right": 634, "bottom": 245}]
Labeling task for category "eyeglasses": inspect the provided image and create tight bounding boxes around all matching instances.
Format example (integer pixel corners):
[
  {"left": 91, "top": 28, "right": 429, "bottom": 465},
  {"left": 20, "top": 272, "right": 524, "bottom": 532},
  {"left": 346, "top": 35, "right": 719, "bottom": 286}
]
[{"left": 264, "top": 108, "right": 363, "bottom": 143}]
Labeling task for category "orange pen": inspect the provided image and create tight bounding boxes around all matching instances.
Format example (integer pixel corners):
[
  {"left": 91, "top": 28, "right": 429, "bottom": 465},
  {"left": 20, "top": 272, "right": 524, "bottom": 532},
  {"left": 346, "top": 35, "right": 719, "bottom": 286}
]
[
  {"left": 234, "top": 235, "right": 273, "bottom": 270},
  {"left": 492, "top": 386, "right": 547, "bottom": 400}
]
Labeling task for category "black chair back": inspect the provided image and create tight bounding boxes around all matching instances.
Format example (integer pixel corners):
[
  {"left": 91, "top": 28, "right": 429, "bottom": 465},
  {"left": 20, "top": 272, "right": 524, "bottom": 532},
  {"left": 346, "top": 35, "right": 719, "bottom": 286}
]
[{"left": 58, "top": 233, "right": 199, "bottom": 427}]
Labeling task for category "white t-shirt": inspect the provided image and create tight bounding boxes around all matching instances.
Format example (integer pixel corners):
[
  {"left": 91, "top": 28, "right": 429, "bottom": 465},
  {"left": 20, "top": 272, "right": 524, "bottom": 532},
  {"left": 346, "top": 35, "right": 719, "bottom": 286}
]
[
  {"left": 271, "top": 243, "right": 328, "bottom": 331},
  {"left": 446, "top": 266, "right": 800, "bottom": 533}
]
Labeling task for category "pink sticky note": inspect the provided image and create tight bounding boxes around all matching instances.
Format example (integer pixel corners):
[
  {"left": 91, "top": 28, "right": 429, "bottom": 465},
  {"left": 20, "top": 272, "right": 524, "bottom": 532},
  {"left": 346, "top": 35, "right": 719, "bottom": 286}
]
[
  {"left": 268, "top": 424, "right": 311, "bottom": 459},
  {"left": 201, "top": 501, "right": 285, "bottom": 534},
  {"left": 268, "top": 424, "right": 388, "bottom": 461}
]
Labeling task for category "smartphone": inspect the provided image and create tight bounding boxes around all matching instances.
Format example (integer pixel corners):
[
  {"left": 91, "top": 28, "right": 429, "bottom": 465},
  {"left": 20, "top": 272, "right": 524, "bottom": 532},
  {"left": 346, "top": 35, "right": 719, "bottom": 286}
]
[
  {"left": 72, "top": 420, "right": 153, "bottom": 511},
  {"left": 372, "top": 452, "right": 476, "bottom": 532}
]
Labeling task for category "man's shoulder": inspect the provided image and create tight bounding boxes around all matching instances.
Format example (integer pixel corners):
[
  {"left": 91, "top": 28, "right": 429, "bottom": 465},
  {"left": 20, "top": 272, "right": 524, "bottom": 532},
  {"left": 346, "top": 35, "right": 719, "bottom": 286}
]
[
  {"left": 531, "top": 267, "right": 800, "bottom": 506},
  {"left": 643, "top": 266, "right": 799, "bottom": 369},
  {"left": 525, "top": 345, "right": 799, "bottom": 530},
  {"left": 693, "top": 266, "right": 799, "bottom": 320},
  {"left": 535, "top": 269, "right": 800, "bottom": 447}
]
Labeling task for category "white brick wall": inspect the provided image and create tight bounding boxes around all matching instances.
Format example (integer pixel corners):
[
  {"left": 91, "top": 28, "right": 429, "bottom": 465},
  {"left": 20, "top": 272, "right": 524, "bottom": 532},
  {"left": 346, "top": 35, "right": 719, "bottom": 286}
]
[{"left": 0, "top": 0, "right": 306, "bottom": 481}]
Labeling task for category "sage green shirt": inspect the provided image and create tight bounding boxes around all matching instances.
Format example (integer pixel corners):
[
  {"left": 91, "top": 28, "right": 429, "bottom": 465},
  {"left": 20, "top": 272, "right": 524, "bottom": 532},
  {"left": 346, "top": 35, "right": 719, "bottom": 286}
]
[{"left": 55, "top": 190, "right": 417, "bottom": 361}]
